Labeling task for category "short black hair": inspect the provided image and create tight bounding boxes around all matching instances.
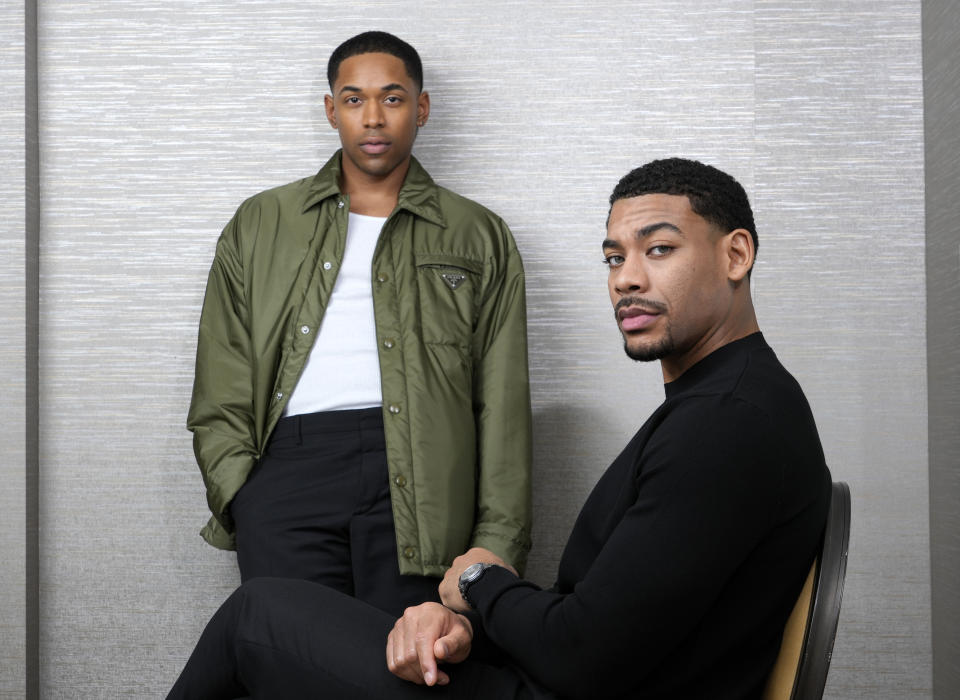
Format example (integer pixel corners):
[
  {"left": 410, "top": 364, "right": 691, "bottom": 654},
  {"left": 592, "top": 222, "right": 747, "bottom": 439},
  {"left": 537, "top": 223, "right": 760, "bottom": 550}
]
[
  {"left": 609, "top": 158, "right": 758, "bottom": 259},
  {"left": 327, "top": 31, "right": 423, "bottom": 93}
]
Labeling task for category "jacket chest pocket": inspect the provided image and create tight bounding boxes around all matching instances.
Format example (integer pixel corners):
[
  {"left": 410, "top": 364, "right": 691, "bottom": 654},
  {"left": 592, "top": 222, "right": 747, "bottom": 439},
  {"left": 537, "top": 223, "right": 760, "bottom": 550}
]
[{"left": 415, "top": 253, "right": 483, "bottom": 347}]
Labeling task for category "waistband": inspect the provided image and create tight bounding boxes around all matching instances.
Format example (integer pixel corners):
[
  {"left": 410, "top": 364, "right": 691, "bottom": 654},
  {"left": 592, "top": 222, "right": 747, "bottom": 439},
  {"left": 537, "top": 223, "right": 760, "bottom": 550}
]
[{"left": 271, "top": 407, "right": 383, "bottom": 441}]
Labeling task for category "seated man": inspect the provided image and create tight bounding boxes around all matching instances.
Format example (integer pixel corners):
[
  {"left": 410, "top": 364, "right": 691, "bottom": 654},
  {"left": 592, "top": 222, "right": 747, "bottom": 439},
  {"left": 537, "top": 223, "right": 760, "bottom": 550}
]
[{"left": 167, "top": 158, "right": 832, "bottom": 700}]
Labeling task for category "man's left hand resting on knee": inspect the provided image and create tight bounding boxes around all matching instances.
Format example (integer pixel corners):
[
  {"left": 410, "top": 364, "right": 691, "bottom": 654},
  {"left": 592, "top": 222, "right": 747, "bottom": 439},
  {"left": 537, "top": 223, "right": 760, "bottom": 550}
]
[{"left": 386, "top": 602, "right": 474, "bottom": 687}]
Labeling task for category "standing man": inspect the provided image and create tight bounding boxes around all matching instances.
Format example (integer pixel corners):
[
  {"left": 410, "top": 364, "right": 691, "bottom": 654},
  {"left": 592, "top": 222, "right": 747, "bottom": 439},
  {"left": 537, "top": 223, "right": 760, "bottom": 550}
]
[
  {"left": 169, "top": 158, "right": 833, "bottom": 699},
  {"left": 187, "top": 31, "right": 532, "bottom": 616}
]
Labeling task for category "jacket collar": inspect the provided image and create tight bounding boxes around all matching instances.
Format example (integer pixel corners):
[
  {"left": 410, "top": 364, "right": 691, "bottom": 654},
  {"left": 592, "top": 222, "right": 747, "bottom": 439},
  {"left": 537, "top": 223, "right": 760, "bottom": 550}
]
[{"left": 301, "top": 150, "right": 446, "bottom": 227}]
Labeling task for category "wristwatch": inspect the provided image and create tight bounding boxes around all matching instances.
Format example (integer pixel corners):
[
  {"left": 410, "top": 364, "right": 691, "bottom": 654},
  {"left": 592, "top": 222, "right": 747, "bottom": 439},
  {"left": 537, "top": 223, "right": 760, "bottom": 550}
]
[{"left": 458, "top": 562, "right": 496, "bottom": 608}]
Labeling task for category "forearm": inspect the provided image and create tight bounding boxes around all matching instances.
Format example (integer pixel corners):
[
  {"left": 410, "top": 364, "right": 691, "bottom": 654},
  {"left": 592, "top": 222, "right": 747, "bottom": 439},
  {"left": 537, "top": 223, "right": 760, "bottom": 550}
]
[
  {"left": 472, "top": 255, "right": 533, "bottom": 572},
  {"left": 466, "top": 466, "right": 783, "bottom": 695},
  {"left": 188, "top": 223, "right": 256, "bottom": 527}
]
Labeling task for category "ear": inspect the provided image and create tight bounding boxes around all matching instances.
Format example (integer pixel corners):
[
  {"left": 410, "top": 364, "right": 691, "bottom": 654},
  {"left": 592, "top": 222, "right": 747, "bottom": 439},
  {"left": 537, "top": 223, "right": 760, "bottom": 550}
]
[
  {"left": 416, "top": 91, "right": 430, "bottom": 127},
  {"left": 324, "top": 94, "right": 337, "bottom": 130},
  {"left": 724, "top": 228, "right": 755, "bottom": 282}
]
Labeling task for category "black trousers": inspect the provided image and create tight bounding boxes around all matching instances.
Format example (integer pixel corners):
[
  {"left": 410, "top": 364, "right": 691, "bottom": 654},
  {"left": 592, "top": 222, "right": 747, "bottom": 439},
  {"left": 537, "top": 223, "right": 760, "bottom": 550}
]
[
  {"left": 166, "top": 578, "right": 533, "bottom": 700},
  {"left": 230, "top": 408, "right": 439, "bottom": 617}
]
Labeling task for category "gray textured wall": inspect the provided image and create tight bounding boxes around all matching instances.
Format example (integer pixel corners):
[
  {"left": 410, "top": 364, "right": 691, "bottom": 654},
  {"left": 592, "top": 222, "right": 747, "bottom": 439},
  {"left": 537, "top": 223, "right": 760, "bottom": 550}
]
[
  {"left": 1, "top": 2, "right": 27, "bottom": 698},
  {"left": 0, "top": 0, "right": 936, "bottom": 697},
  {"left": 924, "top": 1, "right": 960, "bottom": 698}
]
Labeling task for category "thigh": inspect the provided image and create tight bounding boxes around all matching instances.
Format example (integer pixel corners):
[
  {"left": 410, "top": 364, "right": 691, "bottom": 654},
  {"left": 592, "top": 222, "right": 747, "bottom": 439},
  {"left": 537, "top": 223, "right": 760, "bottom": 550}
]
[
  {"left": 350, "top": 449, "right": 440, "bottom": 616},
  {"left": 231, "top": 440, "right": 357, "bottom": 590},
  {"left": 236, "top": 578, "right": 530, "bottom": 700}
]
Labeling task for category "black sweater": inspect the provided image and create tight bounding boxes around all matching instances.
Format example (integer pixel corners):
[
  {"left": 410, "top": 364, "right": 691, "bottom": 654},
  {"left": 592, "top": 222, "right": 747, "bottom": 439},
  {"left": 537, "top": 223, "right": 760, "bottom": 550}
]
[{"left": 470, "top": 333, "right": 832, "bottom": 699}]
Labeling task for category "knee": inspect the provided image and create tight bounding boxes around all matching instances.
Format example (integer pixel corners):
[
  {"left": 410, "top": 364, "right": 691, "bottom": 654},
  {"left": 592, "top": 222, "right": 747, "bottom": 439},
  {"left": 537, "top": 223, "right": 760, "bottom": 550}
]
[
  {"left": 238, "top": 576, "right": 278, "bottom": 597},
  {"left": 232, "top": 576, "right": 292, "bottom": 613},
  {"left": 234, "top": 576, "right": 316, "bottom": 611}
]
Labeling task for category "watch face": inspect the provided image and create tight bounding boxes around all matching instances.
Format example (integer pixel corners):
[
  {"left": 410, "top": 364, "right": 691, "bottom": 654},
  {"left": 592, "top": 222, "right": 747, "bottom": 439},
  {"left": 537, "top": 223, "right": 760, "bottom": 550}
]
[
  {"left": 459, "top": 563, "right": 492, "bottom": 607},
  {"left": 462, "top": 563, "right": 486, "bottom": 583}
]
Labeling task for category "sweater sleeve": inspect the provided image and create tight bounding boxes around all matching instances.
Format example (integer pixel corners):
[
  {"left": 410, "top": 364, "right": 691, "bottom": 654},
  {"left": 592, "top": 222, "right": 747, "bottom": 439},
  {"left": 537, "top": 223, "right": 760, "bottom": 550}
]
[{"left": 467, "top": 397, "right": 783, "bottom": 698}]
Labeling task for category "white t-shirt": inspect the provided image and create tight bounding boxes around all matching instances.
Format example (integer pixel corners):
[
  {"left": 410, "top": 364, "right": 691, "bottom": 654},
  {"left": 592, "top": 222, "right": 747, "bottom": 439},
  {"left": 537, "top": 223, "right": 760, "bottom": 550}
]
[{"left": 283, "top": 212, "right": 386, "bottom": 416}]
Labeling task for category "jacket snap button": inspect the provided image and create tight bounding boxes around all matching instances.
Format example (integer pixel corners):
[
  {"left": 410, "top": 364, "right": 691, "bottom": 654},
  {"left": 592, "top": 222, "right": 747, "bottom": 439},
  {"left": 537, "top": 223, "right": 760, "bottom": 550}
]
[
  {"left": 394, "top": 474, "right": 407, "bottom": 487},
  {"left": 388, "top": 404, "right": 401, "bottom": 414},
  {"left": 403, "top": 546, "right": 416, "bottom": 559}
]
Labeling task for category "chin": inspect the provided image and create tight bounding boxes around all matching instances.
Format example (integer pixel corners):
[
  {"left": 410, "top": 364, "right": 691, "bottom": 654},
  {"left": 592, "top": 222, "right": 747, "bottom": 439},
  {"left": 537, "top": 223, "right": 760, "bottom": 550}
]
[{"left": 624, "top": 336, "right": 673, "bottom": 363}]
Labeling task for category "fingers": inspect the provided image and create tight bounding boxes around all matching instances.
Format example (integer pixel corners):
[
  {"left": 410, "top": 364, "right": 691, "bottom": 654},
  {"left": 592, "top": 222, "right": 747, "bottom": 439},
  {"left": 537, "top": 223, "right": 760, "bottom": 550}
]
[
  {"left": 415, "top": 623, "right": 442, "bottom": 686},
  {"left": 386, "top": 619, "right": 423, "bottom": 684},
  {"left": 434, "top": 614, "right": 473, "bottom": 664},
  {"left": 385, "top": 603, "right": 462, "bottom": 687}
]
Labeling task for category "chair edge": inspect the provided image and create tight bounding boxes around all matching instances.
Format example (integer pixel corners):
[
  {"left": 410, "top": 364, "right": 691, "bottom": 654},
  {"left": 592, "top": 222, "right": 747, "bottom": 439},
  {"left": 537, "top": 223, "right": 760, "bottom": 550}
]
[{"left": 792, "top": 481, "right": 850, "bottom": 700}]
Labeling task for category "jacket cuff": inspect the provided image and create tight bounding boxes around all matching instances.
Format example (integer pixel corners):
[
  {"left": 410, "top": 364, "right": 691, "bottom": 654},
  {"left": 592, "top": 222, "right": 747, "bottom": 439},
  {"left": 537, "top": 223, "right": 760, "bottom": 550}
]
[
  {"left": 471, "top": 529, "right": 531, "bottom": 576},
  {"left": 200, "top": 515, "right": 237, "bottom": 551}
]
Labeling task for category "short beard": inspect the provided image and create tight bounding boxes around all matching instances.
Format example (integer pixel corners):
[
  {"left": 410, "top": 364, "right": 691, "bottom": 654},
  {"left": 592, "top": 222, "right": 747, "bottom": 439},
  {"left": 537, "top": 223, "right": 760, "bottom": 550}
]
[
  {"left": 623, "top": 329, "right": 674, "bottom": 362},
  {"left": 615, "top": 295, "right": 672, "bottom": 362}
]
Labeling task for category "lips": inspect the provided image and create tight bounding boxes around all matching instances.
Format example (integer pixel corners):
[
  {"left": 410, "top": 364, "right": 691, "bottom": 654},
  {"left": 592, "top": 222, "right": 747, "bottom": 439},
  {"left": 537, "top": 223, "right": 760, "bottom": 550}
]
[
  {"left": 618, "top": 305, "right": 661, "bottom": 332},
  {"left": 359, "top": 139, "right": 390, "bottom": 155}
]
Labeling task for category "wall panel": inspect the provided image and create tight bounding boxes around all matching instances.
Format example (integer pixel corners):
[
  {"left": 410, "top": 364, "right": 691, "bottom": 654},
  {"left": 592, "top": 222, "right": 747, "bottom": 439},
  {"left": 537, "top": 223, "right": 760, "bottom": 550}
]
[
  {"left": 34, "top": 1, "right": 929, "bottom": 696},
  {"left": 753, "top": 2, "right": 928, "bottom": 697},
  {"left": 0, "top": 2, "right": 27, "bottom": 697}
]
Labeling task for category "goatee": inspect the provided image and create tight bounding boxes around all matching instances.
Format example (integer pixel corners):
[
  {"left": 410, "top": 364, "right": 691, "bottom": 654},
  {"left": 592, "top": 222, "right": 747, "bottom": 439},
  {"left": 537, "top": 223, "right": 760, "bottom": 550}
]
[{"left": 624, "top": 335, "right": 673, "bottom": 362}]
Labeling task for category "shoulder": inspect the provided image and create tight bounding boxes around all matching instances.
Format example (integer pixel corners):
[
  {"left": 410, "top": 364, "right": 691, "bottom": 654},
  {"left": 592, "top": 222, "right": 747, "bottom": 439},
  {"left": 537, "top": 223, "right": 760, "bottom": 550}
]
[
  {"left": 217, "top": 175, "right": 317, "bottom": 255},
  {"left": 649, "top": 384, "right": 792, "bottom": 478},
  {"left": 432, "top": 185, "right": 512, "bottom": 238},
  {"left": 625, "top": 394, "right": 781, "bottom": 524},
  {"left": 644, "top": 357, "right": 825, "bottom": 494},
  {"left": 434, "top": 184, "right": 502, "bottom": 219},
  {"left": 233, "top": 175, "right": 315, "bottom": 221},
  {"left": 653, "top": 391, "right": 774, "bottom": 456},
  {"left": 732, "top": 346, "right": 824, "bottom": 453}
]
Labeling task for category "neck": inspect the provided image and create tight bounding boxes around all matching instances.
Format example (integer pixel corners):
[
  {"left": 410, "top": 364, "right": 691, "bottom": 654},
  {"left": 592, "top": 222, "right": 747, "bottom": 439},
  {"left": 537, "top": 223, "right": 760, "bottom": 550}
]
[
  {"left": 661, "top": 296, "right": 760, "bottom": 383},
  {"left": 340, "top": 155, "right": 411, "bottom": 217}
]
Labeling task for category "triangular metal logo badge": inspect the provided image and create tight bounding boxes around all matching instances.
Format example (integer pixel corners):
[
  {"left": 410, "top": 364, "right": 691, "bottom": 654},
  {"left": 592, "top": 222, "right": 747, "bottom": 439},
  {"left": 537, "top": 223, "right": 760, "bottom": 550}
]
[{"left": 440, "top": 272, "right": 466, "bottom": 290}]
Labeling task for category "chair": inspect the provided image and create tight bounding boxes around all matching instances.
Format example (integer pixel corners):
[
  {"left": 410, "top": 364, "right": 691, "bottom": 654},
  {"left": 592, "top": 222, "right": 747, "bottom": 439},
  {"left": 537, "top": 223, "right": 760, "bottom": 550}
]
[{"left": 763, "top": 481, "right": 851, "bottom": 700}]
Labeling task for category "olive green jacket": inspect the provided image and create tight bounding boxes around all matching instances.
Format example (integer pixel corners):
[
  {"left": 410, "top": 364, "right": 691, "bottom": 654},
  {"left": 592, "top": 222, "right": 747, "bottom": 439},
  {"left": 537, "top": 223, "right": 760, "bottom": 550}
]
[{"left": 188, "top": 152, "right": 532, "bottom": 576}]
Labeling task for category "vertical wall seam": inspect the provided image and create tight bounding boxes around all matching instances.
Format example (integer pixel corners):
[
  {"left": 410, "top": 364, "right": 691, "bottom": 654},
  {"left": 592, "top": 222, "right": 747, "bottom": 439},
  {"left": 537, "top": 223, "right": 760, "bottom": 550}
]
[{"left": 25, "top": 0, "right": 40, "bottom": 697}]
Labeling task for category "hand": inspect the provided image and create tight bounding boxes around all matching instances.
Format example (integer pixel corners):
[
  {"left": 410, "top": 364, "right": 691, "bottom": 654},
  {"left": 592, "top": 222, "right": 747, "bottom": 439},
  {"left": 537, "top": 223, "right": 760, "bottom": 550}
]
[
  {"left": 386, "top": 602, "right": 473, "bottom": 686},
  {"left": 439, "top": 547, "right": 516, "bottom": 612}
]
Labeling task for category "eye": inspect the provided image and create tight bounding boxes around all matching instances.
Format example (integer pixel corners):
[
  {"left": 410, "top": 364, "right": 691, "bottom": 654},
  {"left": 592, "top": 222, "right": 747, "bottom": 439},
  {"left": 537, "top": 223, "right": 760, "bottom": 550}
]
[
  {"left": 345, "top": 96, "right": 361, "bottom": 105},
  {"left": 648, "top": 245, "right": 673, "bottom": 257},
  {"left": 384, "top": 95, "right": 402, "bottom": 104},
  {"left": 602, "top": 254, "right": 625, "bottom": 268}
]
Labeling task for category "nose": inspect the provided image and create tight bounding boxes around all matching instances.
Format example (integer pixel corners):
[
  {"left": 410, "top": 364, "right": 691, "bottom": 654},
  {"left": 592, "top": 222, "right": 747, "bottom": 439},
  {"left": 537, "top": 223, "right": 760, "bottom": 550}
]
[
  {"left": 362, "top": 100, "right": 385, "bottom": 129},
  {"left": 612, "top": 259, "right": 649, "bottom": 297}
]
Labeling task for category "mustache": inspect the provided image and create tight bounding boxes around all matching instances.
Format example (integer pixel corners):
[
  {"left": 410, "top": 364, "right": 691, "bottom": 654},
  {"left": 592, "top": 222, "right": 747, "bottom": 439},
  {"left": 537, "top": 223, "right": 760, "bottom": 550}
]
[{"left": 615, "top": 296, "right": 668, "bottom": 315}]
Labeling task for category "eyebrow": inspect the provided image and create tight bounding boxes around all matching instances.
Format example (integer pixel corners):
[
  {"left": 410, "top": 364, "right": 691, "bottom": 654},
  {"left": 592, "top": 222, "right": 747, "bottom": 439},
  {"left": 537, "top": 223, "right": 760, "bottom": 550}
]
[
  {"left": 338, "top": 83, "right": 410, "bottom": 96},
  {"left": 638, "top": 221, "right": 683, "bottom": 238},
  {"left": 602, "top": 221, "right": 683, "bottom": 250}
]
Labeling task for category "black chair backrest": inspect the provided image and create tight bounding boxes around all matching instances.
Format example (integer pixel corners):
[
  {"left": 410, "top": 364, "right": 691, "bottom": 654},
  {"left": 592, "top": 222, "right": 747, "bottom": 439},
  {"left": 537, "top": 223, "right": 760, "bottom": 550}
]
[{"left": 792, "top": 481, "right": 851, "bottom": 700}]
